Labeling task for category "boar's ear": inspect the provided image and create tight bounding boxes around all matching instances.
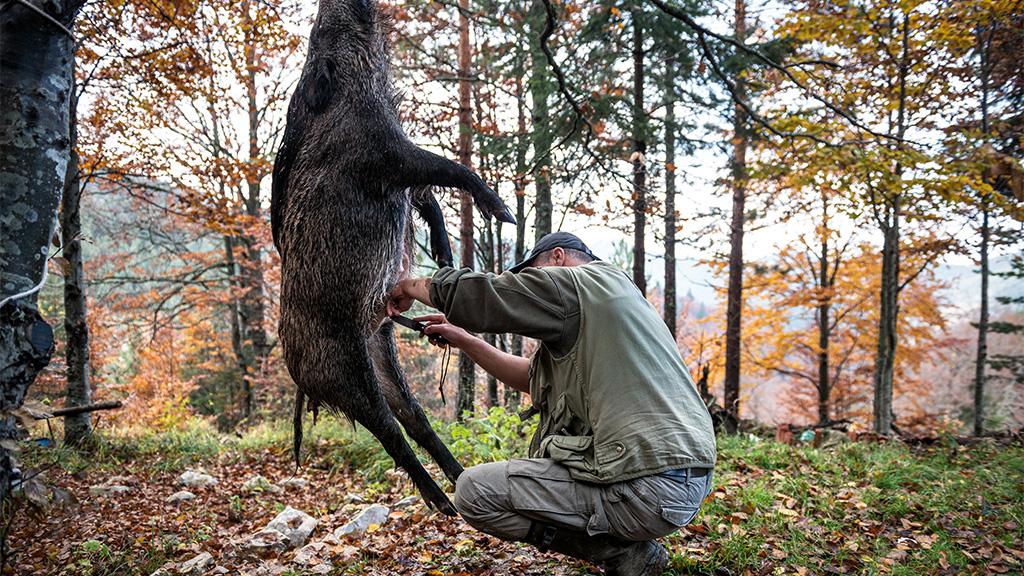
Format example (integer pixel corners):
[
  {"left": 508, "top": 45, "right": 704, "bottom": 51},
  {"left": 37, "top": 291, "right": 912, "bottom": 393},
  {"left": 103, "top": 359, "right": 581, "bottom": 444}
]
[{"left": 299, "top": 56, "right": 337, "bottom": 112}]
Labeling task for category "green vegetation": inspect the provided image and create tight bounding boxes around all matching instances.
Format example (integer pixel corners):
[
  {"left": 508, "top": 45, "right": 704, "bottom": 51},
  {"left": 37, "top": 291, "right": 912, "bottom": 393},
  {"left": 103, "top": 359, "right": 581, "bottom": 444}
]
[{"left": 16, "top": 409, "right": 1024, "bottom": 575}]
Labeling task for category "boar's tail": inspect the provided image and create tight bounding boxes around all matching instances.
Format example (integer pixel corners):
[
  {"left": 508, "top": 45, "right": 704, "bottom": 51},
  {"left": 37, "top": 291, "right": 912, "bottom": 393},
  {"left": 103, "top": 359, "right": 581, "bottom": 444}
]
[{"left": 293, "top": 388, "right": 305, "bottom": 471}]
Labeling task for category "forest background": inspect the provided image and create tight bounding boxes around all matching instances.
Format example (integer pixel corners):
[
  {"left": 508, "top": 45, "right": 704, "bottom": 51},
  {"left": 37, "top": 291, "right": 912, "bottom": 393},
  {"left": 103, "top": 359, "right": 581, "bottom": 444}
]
[{"left": 23, "top": 0, "right": 1024, "bottom": 447}]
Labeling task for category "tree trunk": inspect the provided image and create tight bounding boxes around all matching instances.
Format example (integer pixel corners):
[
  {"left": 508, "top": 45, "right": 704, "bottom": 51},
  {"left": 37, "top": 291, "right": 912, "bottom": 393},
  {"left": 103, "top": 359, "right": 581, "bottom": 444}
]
[
  {"left": 238, "top": 0, "right": 269, "bottom": 417},
  {"left": 873, "top": 204, "right": 899, "bottom": 435},
  {"left": 631, "top": 1, "right": 647, "bottom": 295},
  {"left": 455, "top": 0, "right": 476, "bottom": 420},
  {"left": 974, "top": 203, "right": 989, "bottom": 435},
  {"left": 506, "top": 61, "right": 528, "bottom": 409},
  {"left": 722, "top": 0, "right": 748, "bottom": 434},
  {"left": 663, "top": 60, "right": 677, "bottom": 337},
  {"left": 528, "top": 0, "right": 553, "bottom": 242},
  {"left": 973, "top": 23, "right": 992, "bottom": 437},
  {"left": 0, "top": 0, "right": 82, "bottom": 501},
  {"left": 61, "top": 69, "right": 93, "bottom": 445},
  {"left": 223, "top": 235, "right": 252, "bottom": 419},
  {"left": 872, "top": 14, "right": 909, "bottom": 436},
  {"left": 816, "top": 196, "right": 832, "bottom": 425}
]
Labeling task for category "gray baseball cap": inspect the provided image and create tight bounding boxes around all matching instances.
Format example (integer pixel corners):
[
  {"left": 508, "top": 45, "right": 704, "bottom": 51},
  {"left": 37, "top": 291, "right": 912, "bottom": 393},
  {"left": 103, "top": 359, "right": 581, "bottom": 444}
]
[{"left": 509, "top": 231, "right": 599, "bottom": 273}]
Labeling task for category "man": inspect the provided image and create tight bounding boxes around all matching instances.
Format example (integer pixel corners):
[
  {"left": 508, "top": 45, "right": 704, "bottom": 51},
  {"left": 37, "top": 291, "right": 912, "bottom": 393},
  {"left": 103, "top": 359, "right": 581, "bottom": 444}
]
[{"left": 387, "top": 232, "right": 716, "bottom": 576}]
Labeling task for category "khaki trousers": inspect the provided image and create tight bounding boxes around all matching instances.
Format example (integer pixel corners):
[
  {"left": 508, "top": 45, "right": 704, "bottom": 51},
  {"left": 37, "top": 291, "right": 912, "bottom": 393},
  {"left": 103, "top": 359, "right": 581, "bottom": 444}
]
[{"left": 453, "top": 458, "right": 713, "bottom": 542}]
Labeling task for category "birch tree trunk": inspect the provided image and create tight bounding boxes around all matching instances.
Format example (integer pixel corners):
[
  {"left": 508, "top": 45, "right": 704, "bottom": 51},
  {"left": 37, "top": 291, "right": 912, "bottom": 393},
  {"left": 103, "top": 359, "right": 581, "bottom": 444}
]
[
  {"left": 663, "top": 60, "right": 677, "bottom": 337},
  {"left": 528, "top": 0, "right": 553, "bottom": 242}
]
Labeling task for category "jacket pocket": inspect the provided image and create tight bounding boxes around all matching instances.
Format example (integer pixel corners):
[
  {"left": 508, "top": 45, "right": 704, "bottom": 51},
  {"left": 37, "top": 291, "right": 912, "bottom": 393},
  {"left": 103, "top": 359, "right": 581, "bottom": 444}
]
[{"left": 543, "top": 434, "right": 594, "bottom": 465}]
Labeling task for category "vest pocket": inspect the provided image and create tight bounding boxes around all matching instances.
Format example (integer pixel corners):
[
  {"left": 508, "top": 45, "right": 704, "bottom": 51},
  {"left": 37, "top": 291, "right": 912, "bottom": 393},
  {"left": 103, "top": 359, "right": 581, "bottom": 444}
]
[
  {"left": 543, "top": 434, "right": 594, "bottom": 466},
  {"left": 596, "top": 441, "right": 626, "bottom": 465}
]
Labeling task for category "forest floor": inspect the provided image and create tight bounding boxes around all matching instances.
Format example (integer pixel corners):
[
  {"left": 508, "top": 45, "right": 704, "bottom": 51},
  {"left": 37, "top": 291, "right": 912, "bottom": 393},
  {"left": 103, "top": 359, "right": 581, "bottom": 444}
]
[{"left": 5, "top": 413, "right": 1024, "bottom": 576}]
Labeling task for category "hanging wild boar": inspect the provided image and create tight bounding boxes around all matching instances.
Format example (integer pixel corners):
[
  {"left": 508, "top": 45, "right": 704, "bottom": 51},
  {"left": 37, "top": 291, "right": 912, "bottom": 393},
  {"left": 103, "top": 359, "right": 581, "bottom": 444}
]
[{"left": 271, "top": 0, "right": 514, "bottom": 515}]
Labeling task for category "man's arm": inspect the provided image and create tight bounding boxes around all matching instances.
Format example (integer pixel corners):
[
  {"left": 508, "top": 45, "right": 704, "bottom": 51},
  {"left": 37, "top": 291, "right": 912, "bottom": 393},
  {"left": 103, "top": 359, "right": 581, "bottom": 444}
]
[{"left": 414, "top": 314, "right": 530, "bottom": 393}]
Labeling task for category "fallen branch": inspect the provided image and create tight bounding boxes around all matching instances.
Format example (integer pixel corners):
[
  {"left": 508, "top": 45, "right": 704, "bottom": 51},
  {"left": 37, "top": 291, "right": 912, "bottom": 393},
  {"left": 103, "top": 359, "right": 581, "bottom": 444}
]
[{"left": 38, "top": 400, "right": 123, "bottom": 419}]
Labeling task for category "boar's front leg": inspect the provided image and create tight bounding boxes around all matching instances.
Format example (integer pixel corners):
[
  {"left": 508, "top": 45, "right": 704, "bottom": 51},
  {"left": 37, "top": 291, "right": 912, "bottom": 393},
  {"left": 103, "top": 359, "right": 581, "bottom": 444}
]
[
  {"left": 399, "top": 146, "right": 515, "bottom": 225},
  {"left": 371, "top": 322, "right": 464, "bottom": 485},
  {"left": 411, "top": 191, "right": 454, "bottom": 268}
]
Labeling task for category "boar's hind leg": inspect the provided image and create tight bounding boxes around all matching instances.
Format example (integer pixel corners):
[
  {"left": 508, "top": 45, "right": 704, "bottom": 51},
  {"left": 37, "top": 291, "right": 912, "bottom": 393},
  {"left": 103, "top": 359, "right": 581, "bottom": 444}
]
[
  {"left": 316, "top": 334, "right": 456, "bottom": 516},
  {"left": 371, "top": 322, "right": 464, "bottom": 485},
  {"left": 411, "top": 192, "right": 454, "bottom": 268},
  {"left": 400, "top": 147, "right": 515, "bottom": 225}
]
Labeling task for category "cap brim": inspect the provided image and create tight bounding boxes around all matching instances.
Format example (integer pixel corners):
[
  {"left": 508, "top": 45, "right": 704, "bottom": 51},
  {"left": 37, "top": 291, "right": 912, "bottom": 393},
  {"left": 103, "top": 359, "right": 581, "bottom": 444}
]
[{"left": 508, "top": 256, "right": 537, "bottom": 273}]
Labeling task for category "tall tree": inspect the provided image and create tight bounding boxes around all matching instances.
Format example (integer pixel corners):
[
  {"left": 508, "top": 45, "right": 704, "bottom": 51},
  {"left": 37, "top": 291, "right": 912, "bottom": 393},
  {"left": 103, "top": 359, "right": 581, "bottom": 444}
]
[
  {"left": 455, "top": 0, "right": 477, "bottom": 420},
  {"left": 722, "top": 0, "right": 748, "bottom": 434},
  {"left": 662, "top": 59, "right": 678, "bottom": 337},
  {"left": 61, "top": 65, "right": 93, "bottom": 444},
  {"left": 0, "top": 0, "right": 84, "bottom": 499},
  {"left": 630, "top": 1, "right": 648, "bottom": 295},
  {"left": 528, "top": 0, "right": 554, "bottom": 242}
]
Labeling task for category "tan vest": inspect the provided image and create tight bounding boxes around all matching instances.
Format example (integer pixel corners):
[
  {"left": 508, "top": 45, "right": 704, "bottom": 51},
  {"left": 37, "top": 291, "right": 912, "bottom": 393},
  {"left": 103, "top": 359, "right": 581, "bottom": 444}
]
[{"left": 525, "top": 261, "right": 717, "bottom": 483}]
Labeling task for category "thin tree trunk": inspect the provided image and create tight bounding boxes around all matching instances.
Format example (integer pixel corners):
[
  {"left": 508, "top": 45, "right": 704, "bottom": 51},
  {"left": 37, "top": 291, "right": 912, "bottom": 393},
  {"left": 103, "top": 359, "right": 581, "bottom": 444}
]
[
  {"left": 974, "top": 203, "right": 990, "bottom": 435},
  {"left": 0, "top": 0, "right": 83, "bottom": 502},
  {"left": 238, "top": 0, "right": 268, "bottom": 417},
  {"left": 973, "top": 23, "right": 992, "bottom": 437},
  {"left": 723, "top": 0, "right": 748, "bottom": 434},
  {"left": 631, "top": 1, "right": 647, "bottom": 295},
  {"left": 872, "top": 14, "right": 909, "bottom": 436},
  {"left": 223, "top": 235, "right": 252, "bottom": 418},
  {"left": 816, "top": 194, "right": 832, "bottom": 425},
  {"left": 663, "top": 60, "right": 677, "bottom": 337},
  {"left": 456, "top": 0, "right": 476, "bottom": 420},
  {"left": 61, "top": 68, "right": 93, "bottom": 445},
  {"left": 506, "top": 60, "right": 528, "bottom": 409},
  {"left": 528, "top": 0, "right": 553, "bottom": 242}
]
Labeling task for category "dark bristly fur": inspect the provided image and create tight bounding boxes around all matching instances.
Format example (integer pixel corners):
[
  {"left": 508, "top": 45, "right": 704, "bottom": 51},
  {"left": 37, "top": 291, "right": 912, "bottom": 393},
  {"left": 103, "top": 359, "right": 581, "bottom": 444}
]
[{"left": 272, "top": 0, "right": 513, "bottom": 516}]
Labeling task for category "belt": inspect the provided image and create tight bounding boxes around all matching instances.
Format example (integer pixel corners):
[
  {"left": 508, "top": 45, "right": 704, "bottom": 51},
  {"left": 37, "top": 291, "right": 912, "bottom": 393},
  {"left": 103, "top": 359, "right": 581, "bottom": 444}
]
[{"left": 658, "top": 466, "right": 712, "bottom": 481}]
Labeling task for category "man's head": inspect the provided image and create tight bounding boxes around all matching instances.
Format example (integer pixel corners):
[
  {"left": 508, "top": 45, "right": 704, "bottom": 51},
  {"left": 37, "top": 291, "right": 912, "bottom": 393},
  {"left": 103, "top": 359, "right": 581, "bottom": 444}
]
[{"left": 510, "top": 232, "right": 598, "bottom": 273}]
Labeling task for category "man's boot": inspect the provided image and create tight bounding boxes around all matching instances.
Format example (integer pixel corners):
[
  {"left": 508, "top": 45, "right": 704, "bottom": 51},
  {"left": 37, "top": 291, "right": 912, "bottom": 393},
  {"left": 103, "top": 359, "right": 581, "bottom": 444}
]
[{"left": 525, "top": 522, "right": 669, "bottom": 576}]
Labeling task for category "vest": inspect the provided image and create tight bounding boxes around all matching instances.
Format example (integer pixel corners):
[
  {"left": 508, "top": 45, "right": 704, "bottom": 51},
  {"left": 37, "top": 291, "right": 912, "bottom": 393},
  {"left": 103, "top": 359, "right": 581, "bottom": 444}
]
[{"left": 525, "top": 261, "right": 717, "bottom": 483}]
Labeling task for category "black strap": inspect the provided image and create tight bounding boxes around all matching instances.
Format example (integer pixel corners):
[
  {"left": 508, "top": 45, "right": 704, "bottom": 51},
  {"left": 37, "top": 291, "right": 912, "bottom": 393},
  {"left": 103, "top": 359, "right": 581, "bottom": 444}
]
[{"left": 527, "top": 522, "right": 559, "bottom": 552}]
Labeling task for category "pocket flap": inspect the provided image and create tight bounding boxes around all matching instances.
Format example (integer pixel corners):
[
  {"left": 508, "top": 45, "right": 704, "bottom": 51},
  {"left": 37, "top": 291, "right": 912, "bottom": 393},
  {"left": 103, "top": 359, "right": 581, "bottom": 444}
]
[
  {"left": 549, "top": 435, "right": 593, "bottom": 451},
  {"left": 661, "top": 504, "right": 700, "bottom": 527}
]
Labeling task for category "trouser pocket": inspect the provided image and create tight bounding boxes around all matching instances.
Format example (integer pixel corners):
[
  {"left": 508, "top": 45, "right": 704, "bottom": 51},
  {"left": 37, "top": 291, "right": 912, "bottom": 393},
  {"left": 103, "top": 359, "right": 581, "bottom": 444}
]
[
  {"left": 506, "top": 458, "right": 592, "bottom": 533},
  {"left": 659, "top": 471, "right": 713, "bottom": 528}
]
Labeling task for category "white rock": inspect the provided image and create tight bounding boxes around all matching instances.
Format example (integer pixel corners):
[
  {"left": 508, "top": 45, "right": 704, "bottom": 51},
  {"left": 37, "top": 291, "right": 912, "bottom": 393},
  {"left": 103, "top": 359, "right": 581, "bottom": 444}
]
[
  {"left": 282, "top": 478, "right": 309, "bottom": 490},
  {"left": 334, "top": 504, "right": 390, "bottom": 538},
  {"left": 178, "top": 552, "right": 213, "bottom": 575},
  {"left": 242, "top": 475, "right": 282, "bottom": 494},
  {"left": 310, "top": 564, "right": 332, "bottom": 575},
  {"left": 266, "top": 506, "right": 318, "bottom": 548},
  {"left": 393, "top": 495, "right": 419, "bottom": 509},
  {"left": 177, "top": 470, "right": 218, "bottom": 488},
  {"left": 244, "top": 528, "right": 289, "bottom": 553},
  {"left": 210, "top": 568, "right": 229, "bottom": 575},
  {"left": 89, "top": 485, "right": 131, "bottom": 496},
  {"left": 165, "top": 490, "right": 195, "bottom": 505}
]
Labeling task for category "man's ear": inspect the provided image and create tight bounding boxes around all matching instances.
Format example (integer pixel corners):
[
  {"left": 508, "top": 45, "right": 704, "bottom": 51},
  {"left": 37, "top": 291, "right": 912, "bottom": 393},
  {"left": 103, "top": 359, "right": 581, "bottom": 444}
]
[{"left": 299, "top": 56, "right": 337, "bottom": 112}]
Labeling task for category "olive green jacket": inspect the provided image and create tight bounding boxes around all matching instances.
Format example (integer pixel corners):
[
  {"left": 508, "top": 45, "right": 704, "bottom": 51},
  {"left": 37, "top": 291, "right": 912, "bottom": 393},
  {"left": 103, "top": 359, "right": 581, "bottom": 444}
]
[{"left": 430, "top": 261, "right": 716, "bottom": 483}]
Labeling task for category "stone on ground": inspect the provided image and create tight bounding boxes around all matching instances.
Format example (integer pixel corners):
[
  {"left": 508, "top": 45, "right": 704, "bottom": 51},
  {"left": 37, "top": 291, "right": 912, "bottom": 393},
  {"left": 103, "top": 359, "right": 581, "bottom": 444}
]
[
  {"left": 165, "top": 490, "right": 195, "bottom": 505},
  {"left": 89, "top": 484, "right": 132, "bottom": 496},
  {"left": 266, "top": 506, "right": 318, "bottom": 548},
  {"left": 177, "top": 470, "right": 218, "bottom": 488},
  {"left": 281, "top": 478, "right": 309, "bottom": 490},
  {"left": 178, "top": 552, "right": 214, "bottom": 575},
  {"left": 393, "top": 495, "right": 419, "bottom": 509},
  {"left": 242, "top": 474, "right": 282, "bottom": 494},
  {"left": 334, "top": 504, "right": 390, "bottom": 538}
]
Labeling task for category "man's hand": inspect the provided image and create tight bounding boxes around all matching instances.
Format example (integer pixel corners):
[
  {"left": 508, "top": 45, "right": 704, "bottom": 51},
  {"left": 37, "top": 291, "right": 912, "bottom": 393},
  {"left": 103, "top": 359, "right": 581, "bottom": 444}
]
[
  {"left": 415, "top": 314, "right": 472, "bottom": 349},
  {"left": 387, "top": 277, "right": 432, "bottom": 317}
]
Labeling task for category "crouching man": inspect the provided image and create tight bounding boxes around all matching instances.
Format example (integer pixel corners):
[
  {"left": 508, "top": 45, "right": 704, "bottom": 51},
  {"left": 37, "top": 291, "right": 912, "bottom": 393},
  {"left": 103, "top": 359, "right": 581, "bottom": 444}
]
[{"left": 387, "top": 232, "right": 716, "bottom": 575}]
